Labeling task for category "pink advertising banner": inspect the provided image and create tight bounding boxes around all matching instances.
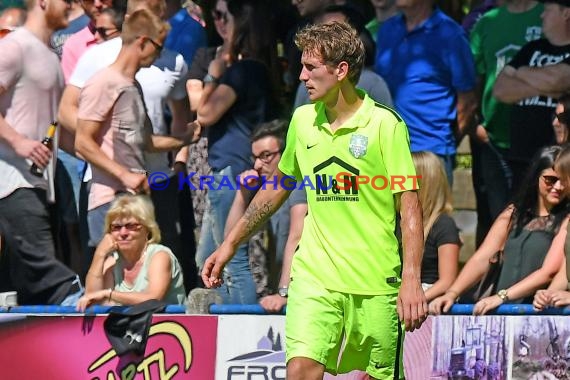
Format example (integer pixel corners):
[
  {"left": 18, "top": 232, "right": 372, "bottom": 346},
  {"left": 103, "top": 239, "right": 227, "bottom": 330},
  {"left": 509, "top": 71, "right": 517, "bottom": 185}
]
[{"left": 0, "top": 314, "right": 218, "bottom": 380}]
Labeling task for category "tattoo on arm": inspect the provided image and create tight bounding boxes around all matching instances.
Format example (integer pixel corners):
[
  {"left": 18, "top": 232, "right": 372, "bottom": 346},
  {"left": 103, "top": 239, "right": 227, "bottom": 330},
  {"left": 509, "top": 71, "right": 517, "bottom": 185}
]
[{"left": 244, "top": 200, "right": 274, "bottom": 236}]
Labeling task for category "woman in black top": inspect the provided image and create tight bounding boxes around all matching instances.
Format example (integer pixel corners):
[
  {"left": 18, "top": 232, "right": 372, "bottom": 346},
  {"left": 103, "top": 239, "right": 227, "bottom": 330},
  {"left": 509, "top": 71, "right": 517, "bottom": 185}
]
[
  {"left": 430, "top": 145, "right": 569, "bottom": 315},
  {"left": 413, "top": 151, "right": 461, "bottom": 302}
]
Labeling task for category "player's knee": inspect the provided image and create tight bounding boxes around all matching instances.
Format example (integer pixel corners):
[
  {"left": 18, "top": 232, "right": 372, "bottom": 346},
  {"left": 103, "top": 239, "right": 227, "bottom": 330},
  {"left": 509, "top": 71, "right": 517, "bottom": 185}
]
[{"left": 286, "top": 357, "right": 323, "bottom": 380}]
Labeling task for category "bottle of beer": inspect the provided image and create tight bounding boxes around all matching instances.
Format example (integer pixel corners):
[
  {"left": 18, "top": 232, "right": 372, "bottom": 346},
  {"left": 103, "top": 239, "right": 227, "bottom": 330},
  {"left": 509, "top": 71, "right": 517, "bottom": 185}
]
[{"left": 30, "top": 121, "right": 57, "bottom": 177}]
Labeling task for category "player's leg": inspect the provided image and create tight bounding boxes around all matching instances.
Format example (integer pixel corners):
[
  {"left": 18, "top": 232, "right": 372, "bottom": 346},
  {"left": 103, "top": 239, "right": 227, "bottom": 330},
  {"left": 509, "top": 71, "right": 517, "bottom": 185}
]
[
  {"left": 285, "top": 276, "right": 344, "bottom": 380},
  {"left": 340, "top": 293, "right": 404, "bottom": 379}
]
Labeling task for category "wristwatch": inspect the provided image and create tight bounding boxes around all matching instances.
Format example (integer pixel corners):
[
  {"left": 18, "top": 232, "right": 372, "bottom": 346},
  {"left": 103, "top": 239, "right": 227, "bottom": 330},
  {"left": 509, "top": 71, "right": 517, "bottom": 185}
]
[
  {"left": 203, "top": 73, "right": 219, "bottom": 85},
  {"left": 278, "top": 286, "right": 288, "bottom": 298},
  {"left": 497, "top": 289, "right": 509, "bottom": 302}
]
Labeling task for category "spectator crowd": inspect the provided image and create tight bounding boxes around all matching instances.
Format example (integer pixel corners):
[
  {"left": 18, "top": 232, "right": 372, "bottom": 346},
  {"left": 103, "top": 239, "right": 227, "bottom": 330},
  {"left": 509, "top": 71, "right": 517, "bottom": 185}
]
[{"left": 2, "top": 0, "right": 570, "bottom": 321}]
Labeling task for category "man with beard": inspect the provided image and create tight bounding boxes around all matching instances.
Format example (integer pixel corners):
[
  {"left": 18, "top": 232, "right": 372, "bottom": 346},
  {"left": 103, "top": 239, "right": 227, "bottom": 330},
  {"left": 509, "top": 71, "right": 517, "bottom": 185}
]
[{"left": 0, "top": 0, "right": 85, "bottom": 305}]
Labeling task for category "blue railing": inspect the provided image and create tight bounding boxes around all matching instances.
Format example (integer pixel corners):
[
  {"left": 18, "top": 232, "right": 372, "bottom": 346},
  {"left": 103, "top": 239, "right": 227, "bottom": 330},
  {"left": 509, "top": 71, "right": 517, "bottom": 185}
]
[
  {"left": 448, "top": 304, "right": 570, "bottom": 315},
  {"left": 2, "top": 304, "right": 569, "bottom": 315},
  {"left": 0, "top": 305, "right": 186, "bottom": 314}
]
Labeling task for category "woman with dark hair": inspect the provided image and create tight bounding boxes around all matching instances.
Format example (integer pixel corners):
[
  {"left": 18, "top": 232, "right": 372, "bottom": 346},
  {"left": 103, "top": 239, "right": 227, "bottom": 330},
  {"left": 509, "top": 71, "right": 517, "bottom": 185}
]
[
  {"left": 553, "top": 93, "right": 570, "bottom": 145},
  {"left": 430, "top": 145, "right": 569, "bottom": 315},
  {"left": 534, "top": 146, "right": 570, "bottom": 310},
  {"left": 194, "top": 0, "right": 280, "bottom": 304}
]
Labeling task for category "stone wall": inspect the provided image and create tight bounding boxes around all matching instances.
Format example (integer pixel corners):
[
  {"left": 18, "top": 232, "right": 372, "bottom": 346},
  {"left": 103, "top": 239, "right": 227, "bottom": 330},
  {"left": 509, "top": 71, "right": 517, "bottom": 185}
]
[{"left": 452, "top": 139, "right": 477, "bottom": 264}]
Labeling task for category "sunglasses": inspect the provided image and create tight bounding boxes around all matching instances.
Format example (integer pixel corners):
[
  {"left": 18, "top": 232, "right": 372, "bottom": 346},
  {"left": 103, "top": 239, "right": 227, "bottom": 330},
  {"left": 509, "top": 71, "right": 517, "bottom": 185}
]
[
  {"left": 110, "top": 222, "right": 143, "bottom": 233},
  {"left": 542, "top": 175, "right": 561, "bottom": 187},
  {"left": 143, "top": 36, "right": 163, "bottom": 54},
  {"left": 95, "top": 27, "right": 119, "bottom": 40},
  {"left": 212, "top": 9, "right": 228, "bottom": 24},
  {"left": 554, "top": 111, "right": 570, "bottom": 125},
  {"left": 81, "top": 0, "right": 113, "bottom": 5}
]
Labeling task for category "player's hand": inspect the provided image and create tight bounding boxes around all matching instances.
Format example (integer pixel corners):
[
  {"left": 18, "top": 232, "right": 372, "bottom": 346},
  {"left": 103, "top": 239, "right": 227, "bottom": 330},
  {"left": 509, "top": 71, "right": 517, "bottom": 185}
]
[
  {"left": 397, "top": 276, "right": 428, "bottom": 332},
  {"left": 201, "top": 242, "right": 236, "bottom": 288}
]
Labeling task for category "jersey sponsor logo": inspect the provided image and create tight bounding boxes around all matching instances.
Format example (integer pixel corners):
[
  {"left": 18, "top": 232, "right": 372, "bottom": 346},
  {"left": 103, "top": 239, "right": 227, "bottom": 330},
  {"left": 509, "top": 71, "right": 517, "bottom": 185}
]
[
  {"left": 313, "top": 156, "right": 360, "bottom": 202},
  {"left": 306, "top": 143, "right": 318, "bottom": 149},
  {"left": 349, "top": 134, "right": 368, "bottom": 158}
]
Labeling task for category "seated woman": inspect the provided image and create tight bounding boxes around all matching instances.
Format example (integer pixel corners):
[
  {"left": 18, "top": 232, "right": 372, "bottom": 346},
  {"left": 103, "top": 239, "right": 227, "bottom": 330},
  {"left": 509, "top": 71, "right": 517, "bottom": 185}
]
[
  {"left": 412, "top": 151, "right": 461, "bottom": 301},
  {"left": 535, "top": 146, "right": 570, "bottom": 310},
  {"left": 430, "top": 145, "right": 569, "bottom": 315},
  {"left": 76, "top": 195, "right": 186, "bottom": 311}
]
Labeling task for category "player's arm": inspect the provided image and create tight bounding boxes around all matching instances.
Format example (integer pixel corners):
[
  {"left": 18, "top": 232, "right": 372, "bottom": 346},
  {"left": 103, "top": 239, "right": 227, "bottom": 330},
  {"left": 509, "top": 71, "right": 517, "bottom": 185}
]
[
  {"left": 202, "top": 169, "right": 293, "bottom": 287},
  {"left": 225, "top": 174, "right": 257, "bottom": 238},
  {"left": 226, "top": 170, "right": 292, "bottom": 248},
  {"left": 397, "top": 190, "right": 428, "bottom": 331}
]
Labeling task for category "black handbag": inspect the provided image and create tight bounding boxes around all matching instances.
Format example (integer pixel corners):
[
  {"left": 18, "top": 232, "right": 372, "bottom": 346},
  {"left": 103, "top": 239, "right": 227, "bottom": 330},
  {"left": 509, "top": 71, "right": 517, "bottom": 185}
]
[{"left": 103, "top": 299, "right": 167, "bottom": 356}]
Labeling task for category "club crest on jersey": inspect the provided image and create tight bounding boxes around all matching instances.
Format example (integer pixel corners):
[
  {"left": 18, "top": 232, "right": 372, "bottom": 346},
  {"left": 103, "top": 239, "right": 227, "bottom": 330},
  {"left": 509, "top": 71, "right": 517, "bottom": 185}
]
[{"left": 349, "top": 134, "right": 368, "bottom": 158}]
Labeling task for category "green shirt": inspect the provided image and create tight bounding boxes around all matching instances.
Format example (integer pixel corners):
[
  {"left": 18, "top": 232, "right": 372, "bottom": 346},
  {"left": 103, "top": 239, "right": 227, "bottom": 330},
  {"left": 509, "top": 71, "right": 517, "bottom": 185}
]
[
  {"left": 0, "top": 1, "right": 25, "bottom": 12},
  {"left": 279, "top": 91, "right": 417, "bottom": 295},
  {"left": 470, "top": 3, "right": 543, "bottom": 148}
]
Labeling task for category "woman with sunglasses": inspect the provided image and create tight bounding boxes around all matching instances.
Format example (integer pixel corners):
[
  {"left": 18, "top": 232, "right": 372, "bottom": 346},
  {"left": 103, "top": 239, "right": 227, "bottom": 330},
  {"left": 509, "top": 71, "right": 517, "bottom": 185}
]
[
  {"left": 534, "top": 146, "right": 570, "bottom": 310},
  {"left": 76, "top": 195, "right": 186, "bottom": 311},
  {"left": 430, "top": 145, "right": 569, "bottom": 315},
  {"left": 553, "top": 93, "right": 570, "bottom": 145}
]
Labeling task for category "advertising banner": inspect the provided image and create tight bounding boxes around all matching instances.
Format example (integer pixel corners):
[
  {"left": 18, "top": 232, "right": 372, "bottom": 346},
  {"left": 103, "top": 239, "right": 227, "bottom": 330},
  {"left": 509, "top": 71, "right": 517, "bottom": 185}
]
[
  {"left": 0, "top": 314, "right": 217, "bottom": 380},
  {"left": 431, "top": 315, "right": 570, "bottom": 380},
  {"left": 215, "top": 315, "right": 406, "bottom": 380},
  {"left": 216, "top": 315, "right": 286, "bottom": 380},
  {"left": 5, "top": 313, "right": 570, "bottom": 379}
]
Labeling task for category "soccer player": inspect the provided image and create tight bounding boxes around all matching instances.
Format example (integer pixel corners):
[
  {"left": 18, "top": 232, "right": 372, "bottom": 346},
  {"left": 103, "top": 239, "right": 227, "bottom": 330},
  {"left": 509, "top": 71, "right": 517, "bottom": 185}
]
[{"left": 201, "top": 21, "right": 427, "bottom": 379}]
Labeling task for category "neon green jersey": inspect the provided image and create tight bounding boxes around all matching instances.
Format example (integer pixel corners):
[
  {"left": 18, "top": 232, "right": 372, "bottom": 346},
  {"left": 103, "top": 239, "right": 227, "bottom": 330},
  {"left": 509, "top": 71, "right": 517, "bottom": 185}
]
[{"left": 279, "top": 92, "right": 418, "bottom": 295}]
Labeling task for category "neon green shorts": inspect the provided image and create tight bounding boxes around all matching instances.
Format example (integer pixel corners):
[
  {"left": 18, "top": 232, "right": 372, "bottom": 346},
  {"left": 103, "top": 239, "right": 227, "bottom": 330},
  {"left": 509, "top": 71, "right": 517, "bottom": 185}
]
[{"left": 286, "top": 276, "right": 404, "bottom": 379}]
